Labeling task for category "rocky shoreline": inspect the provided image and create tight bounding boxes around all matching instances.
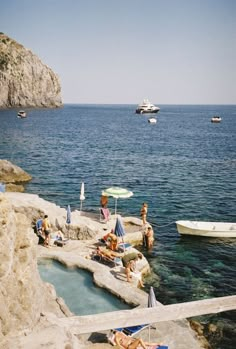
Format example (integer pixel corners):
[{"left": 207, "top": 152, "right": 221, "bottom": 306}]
[{"left": 0, "top": 189, "right": 211, "bottom": 349}]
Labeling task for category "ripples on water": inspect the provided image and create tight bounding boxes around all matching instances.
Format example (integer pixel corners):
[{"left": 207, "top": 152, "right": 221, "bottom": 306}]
[{"left": 0, "top": 104, "right": 235, "bottom": 348}]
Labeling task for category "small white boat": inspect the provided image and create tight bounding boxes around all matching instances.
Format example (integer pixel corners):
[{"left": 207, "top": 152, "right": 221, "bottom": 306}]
[
  {"left": 148, "top": 117, "right": 157, "bottom": 124},
  {"left": 176, "top": 220, "right": 236, "bottom": 238},
  {"left": 136, "top": 99, "right": 160, "bottom": 114},
  {"left": 17, "top": 110, "right": 27, "bottom": 118},
  {"left": 211, "top": 116, "right": 221, "bottom": 123}
]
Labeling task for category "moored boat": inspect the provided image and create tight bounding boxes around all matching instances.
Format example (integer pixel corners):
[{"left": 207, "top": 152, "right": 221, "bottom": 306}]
[
  {"left": 148, "top": 117, "right": 157, "bottom": 124},
  {"left": 17, "top": 110, "right": 27, "bottom": 118},
  {"left": 176, "top": 220, "right": 236, "bottom": 238},
  {"left": 211, "top": 116, "right": 221, "bottom": 123},
  {"left": 136, "top": 99, "right": 160, "bottom": 114}
]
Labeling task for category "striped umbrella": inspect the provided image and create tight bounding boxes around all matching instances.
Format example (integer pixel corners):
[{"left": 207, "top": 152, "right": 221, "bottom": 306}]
[{"left": 101, "top": 187, "right": 133, "bottom": 215}]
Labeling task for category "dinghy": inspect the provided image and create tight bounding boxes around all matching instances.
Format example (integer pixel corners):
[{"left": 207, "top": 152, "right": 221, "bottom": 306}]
[{"left": 176, "top": 220, "right": 236, "bottom": 238}]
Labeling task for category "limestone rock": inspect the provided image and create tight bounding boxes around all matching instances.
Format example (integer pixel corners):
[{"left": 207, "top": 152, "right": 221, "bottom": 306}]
[
  {"left": 5, "top": 183, "right": 25, "bottom": 192},
  {"left": 0, "top": 159, "right": 32, "bottom": 184},
  {"left": 0, "top": 193, "right": 69, "bottom": 346},
  {"left": 0, "top": 33, "right": 62, "bottom": 108}
]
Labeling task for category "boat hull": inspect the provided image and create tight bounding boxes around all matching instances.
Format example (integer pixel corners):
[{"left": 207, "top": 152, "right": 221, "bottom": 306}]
[
  {"left": 176, "top": 220, "right": 236, "bottom": 238},
  {"left": 136, "top": 109, "right": 159, "bottom": 114},
  {"left": 148, "top": 117, "right": 157, "bottom": 123},
  {"left": 211, "top": 117, "right": 221, "bottom": 123},
  {"left": 17, "top": 111, "right": 27, "bottom": 118}
]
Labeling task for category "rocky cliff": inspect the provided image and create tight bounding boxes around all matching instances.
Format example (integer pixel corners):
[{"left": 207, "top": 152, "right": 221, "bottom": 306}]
[
  {"left": 0, "top": 193, "right": 84, "bottom": 349},
  {"left": 0, "top": 159, "right": 32, "bottom": 192},
  {"left": 0, "top": 33, "right": 62, "bottom": 108}
]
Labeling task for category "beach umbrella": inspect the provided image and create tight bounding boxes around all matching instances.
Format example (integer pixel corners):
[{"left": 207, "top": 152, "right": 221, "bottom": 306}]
[
  {"left": 101, "top": 187, "right": 133, "bottom": 215},
  {"left": 80, "top": 182, "right": 85, "bottom": 213},
  {"left": 148, "top": 286, "right": 158, "bottom": 341},
  {"left": 148, "top": 286, "right": 158, "bottom": 308},
  {"left": 114, "top": 216, "right": 126, "bottom": 250},
  {"left": 66, "top": 205, "right": 71, "bottom": 224}
]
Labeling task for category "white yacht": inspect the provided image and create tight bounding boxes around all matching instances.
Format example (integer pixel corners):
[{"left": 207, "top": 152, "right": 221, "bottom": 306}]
[{"left": 135, "top": 99, "right": 160, "bottom": 114}]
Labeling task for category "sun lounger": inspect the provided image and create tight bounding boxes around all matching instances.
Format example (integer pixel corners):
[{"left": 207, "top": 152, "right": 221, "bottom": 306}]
[
  {"left": 115, "top": 324, "right": 149, "bottom": 336},
  {"left": 108, "top": 329, "right": 168, "bottom": 348},
  {"left": 118, "top": 242, "right": 132, "bottom": 252},
  {"left": 91, "top": 248, "right": 122, "bottom": 267},
  {"left": 53, "top": 238, "right": 69, "bottom": 247}
]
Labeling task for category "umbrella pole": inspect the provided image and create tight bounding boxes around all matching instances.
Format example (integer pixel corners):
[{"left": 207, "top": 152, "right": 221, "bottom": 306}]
[
  {"left": 122, "top": 237, "right": 125, "bottom": 252},
  {"left": 80, "top": 200, "right": 82, "bottom": 215}
]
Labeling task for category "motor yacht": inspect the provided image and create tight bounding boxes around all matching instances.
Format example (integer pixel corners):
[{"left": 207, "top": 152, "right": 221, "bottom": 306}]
[{"left": 136, "top": 99, "right": 160, "bottom": 114}]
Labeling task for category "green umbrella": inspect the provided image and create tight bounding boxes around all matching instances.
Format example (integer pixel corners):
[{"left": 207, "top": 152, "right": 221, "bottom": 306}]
[{"left": 101, "top": 187, "right": 133, "bottom": 215}]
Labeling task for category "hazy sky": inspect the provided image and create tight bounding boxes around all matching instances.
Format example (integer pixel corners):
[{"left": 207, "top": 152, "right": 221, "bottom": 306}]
[{"left": 1, "top": 0, "right": 236, "bottom": 104}]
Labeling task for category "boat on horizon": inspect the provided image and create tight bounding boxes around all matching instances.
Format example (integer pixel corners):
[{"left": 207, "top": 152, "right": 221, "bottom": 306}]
[
  {"left": 17, "top": 110, "right": 27, "bottom": 118},
  {"left": 176, "top": 220, "right": 236, "bottom": 238},
  {"left": 135, "top": 99, "right": 160, "bottom": 114},
  {"left": 211, "top": 116, "right": 221, "bottom": 123}
]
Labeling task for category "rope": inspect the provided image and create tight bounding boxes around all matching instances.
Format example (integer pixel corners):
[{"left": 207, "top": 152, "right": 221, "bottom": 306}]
[
  {"left": 151, "top": 221, "right": 176, "bottom": 228},
  {"left": 80, "top": 206, "right": 177, "bottom": 229}
]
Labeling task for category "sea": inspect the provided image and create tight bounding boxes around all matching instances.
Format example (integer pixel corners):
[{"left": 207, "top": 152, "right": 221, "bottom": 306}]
[{"left": 0, "top": 104, "right": 235, "bottom": 349}]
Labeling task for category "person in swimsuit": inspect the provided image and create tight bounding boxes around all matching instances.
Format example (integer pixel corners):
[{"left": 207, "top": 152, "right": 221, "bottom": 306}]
[
  {"left": 113, "top": 330, "right": 162, "bottom": 349},
  {"left": 42, "top": 214, "right": 51, "bottom": 247},
  {"left": 145, "top": 226, "right": 154, "bottom": 250},
  {"left": 121, "top": 252, "right": 144, "bottom": 287},
  {"left": 140, "top": 203, "right": 148, "bottom": 225}
]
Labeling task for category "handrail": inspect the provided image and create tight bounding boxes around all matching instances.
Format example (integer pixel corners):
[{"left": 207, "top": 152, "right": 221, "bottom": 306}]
[{"left": 47, "top": 295, "right": 236, "bottom": 335}]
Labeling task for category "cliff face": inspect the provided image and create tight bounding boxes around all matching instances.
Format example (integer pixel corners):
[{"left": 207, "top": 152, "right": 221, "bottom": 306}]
[
  {"left": 0, "top": 33, "right": 62, "bottom": 108},
  {"left": 0, "top": 193, "right": 80, "bottom": 348}
]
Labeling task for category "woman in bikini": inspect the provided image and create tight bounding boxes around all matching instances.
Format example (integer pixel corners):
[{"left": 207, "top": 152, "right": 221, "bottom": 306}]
[{"left": 113, "top": 330, "right": 161, "bottom": 349}]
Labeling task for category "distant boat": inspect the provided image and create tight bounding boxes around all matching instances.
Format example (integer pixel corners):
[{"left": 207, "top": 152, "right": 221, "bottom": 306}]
[
  {"left": 148, "top": 117, "right": 157, "bottom": 124},
  {"left": 176, "top": 220, "right": 236, "bottom": 238},
  {"left": 17, "top": 110, "right": 27, "bottom": 118},
  {"left": 211, "top": 116, "right": 221, "bottom": 123},
  {"left": 136, "top": 99, "right": 160, "bottom": 114}
]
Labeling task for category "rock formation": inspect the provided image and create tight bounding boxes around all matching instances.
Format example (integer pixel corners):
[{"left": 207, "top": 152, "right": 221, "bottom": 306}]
[
  {"left": 0, "top": 193, "right": 82, "bottom": 348},
  {"left": 0, "top": 159, "right": 32, "bottom": 192},
  {"left": 0, "top": 33, "right": 62, "bottom": 108}
]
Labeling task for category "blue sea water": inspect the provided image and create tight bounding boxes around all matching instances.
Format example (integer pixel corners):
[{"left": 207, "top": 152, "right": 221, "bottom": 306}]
[{"left": 0, "top": 104, "right": 235, "bottom": 348}]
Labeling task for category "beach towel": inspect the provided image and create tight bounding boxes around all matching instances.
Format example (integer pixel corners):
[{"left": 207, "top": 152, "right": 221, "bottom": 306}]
[{"left": 101, "top": 207, "right": 110, "bottom": 220}]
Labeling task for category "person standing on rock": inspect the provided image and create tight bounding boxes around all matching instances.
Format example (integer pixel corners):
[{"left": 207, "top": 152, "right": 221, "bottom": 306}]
[
  {"left": 42, "top": 215, "right": 51, "bottom": 247},
  {"left": 140, "top": 202, "right": 148, "bottom": 225},
  {"left": 144, "top": 226, "right": 154, "bottom": 250}
]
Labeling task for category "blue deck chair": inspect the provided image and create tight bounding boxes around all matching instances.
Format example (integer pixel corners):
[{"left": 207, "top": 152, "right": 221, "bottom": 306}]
[
  {"left": 36, "top": 219, "right": 43, "bottom": 232},
  {"left": 118, "top": 242, "right": 132, "bottom": 252},
  {"left": 35, "top": 219, "right": 44, "bottom": 244},
  {"left": 115, "top": 324, "right": 149, "bottom": 337}
]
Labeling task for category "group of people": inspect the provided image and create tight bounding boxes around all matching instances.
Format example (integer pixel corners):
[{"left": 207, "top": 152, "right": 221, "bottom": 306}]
[{"left": 36, "top": 214, "right": 65, "bottom": 248}]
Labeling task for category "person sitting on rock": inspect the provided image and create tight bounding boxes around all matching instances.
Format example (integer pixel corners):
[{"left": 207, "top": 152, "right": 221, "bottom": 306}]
[{"left": 121, "top": 252, "right": 144, "bottom": 287}]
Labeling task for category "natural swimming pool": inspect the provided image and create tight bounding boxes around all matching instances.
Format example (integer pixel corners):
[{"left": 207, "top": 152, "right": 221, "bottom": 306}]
[{"left": 38, "top": 259, "right": 131, "bottom": 315}]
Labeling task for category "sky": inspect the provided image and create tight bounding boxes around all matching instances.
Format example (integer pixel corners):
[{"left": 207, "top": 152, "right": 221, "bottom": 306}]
[{"left": 1, "top": 0, "right": 236, "bottom": 105}]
